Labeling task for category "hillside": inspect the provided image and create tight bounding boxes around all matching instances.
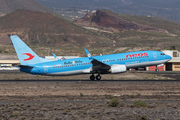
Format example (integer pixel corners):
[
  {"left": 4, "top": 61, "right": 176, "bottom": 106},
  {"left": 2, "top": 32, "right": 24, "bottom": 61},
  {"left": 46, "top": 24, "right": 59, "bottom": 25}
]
[
  {"left": 37, "top": 0, "right": 180, "bottom": 24},
  {"left": 74, "top": 10, "right": 166, "bottom": 33},
  {"left": 0, "top": 0, "right": 56, "bottom": 16},
  {"left": 73, "top": 10, "right": 180, "bottom": 53},
  {"left": 0, "top": 9, "right": 180, "bottom": 57},
  {"left": 0, "top": 9, "right": 106, "bottom": 47}
]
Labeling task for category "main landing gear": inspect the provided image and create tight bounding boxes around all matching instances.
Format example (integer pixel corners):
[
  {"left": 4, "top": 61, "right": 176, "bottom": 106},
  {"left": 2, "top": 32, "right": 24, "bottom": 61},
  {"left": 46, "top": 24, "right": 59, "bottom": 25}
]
[
  {"left": 90, "top": 74, "right": 101, "bottom": 80},
  {"left": 155, "top": 68, "right": 159, "bottom": 72}
]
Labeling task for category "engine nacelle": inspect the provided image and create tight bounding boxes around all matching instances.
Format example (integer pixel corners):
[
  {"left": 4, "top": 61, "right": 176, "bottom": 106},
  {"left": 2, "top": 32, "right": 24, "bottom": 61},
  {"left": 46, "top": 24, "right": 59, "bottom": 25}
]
[{"left": 110, "top": 64, "right": 127, "bottom": 73}]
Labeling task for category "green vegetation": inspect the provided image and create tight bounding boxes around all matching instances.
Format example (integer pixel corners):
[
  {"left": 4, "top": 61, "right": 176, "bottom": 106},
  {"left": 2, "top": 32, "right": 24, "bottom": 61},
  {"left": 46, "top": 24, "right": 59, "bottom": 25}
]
[
  {"left": 107, "top": 94, "right": 114, "bottom": 99},
  {"left": 140, "top": 115, "right": 148, "bottom": 120},
  {"left": 133, "top": 100, "right": 147, "bottom": 107},
  {"left": 108, "top": 98, "right": 120, "bottom": 107},
  {"left": 129, "top": 94, "right": 135, "bottom": 98},
  {"left": 80, "top": 93, "right": 83, "bottom": 97},
  {"left": 137, "top": 93, "right": 141, "bottom": 97},
  {"left": 11, "top": 112, "right": 19, "bottom": 117}
]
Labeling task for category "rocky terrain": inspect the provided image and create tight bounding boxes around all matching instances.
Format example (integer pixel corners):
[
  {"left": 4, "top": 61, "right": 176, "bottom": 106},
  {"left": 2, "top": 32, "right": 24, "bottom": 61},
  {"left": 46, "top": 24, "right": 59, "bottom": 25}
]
[
  {"left": 0, "top": 9, "right": 103, "bottom": 47},
  {"left": 74, "top": 10, "right": 163, "bottom": 33},
  {"left": 0, "top": 9, "right": 180, "bottom": 56},
  {"left": 0, "top": 75, "right": 180, "bottom": 119},
  {"left": 0, "top": 72, "right": 178, "bottom": 119},
  {"left": 37, "top": 0, "right": 180, "bottom": 24}
]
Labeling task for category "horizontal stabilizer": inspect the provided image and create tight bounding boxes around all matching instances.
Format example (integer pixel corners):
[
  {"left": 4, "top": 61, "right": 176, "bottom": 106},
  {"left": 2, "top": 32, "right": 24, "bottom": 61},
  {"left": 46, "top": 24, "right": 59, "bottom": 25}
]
[{"left": 19, "top": 65, "right": 34, "bottom": 69}]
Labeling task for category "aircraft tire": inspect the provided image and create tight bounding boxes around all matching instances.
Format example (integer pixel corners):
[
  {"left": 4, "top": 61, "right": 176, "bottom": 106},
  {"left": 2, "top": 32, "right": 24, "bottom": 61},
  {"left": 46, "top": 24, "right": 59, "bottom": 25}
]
[
  {"left": 96, "top": 75, "right": 101, "bottom": 80},
  {"left": 90, "top": 75, "right": 95, "bottom": 80}
]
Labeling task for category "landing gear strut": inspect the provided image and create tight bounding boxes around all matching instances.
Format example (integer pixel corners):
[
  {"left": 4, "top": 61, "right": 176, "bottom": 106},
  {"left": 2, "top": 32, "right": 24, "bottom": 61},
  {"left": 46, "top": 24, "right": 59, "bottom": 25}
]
[{"left": 155, "top": 66, "right": 159, "bottom": 72}]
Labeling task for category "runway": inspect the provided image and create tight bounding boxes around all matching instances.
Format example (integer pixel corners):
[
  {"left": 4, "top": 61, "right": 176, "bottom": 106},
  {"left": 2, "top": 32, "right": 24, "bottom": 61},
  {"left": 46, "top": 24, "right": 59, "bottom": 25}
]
[
  {"left": 0, "top": 100, "right": 180, "bottom": 104},
  {"left": 0, "top": 79, "right": 180, "bottom": 82},
  {"left": 0, "top": 70, "right": 180, "bottom": 81}
]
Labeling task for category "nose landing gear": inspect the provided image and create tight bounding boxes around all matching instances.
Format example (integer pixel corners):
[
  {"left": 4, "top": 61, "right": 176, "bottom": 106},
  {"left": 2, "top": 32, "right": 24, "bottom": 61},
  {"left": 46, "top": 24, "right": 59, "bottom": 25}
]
[
  {"left": 155, "top": 66, "right": 159, "bottom": 72},
  {"left": 90, "top": 74, "right": 101, "bottom": 80}
]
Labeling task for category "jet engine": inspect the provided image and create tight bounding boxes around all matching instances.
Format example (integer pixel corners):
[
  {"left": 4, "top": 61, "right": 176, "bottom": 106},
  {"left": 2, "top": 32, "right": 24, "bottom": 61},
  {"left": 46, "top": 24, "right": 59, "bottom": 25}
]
[{"left": 109, "top": 64, "right": 127, "bottom": 73}]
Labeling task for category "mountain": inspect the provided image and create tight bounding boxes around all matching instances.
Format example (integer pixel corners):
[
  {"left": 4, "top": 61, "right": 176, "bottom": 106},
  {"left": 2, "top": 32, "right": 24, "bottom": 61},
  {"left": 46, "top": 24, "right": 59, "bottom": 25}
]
[
  {"left": 0, "top": 9, "right": 180, "bottom": 56},
  {"left": 36, "top": 0, "right": 180, "bottom": 24},
  {"left": 73, "top": 10, "right": 180, "bottom": 52},
  {"left": 0, "top": 0, "right": 56, "bottom": 16},
  {"left": 74, "top": 10, "right": 166, "bottom": 33},
  {"left": 0, "top": 9, "right": 105, "bottom": 48}
]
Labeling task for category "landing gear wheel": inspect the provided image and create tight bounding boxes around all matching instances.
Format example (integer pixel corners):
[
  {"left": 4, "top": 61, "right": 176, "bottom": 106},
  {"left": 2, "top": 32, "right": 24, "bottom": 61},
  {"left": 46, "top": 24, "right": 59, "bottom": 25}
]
[
  {"left": 90, "top": 75, "right": 95, "bottom": 80},
  {"left": 96, "top": 75, "right": 101, "bottom": 80}
]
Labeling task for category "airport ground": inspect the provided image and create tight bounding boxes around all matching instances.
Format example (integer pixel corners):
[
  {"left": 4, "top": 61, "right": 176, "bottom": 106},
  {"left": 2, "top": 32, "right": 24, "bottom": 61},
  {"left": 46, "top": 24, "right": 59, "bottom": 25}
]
[{"left": 0, "top": 71, "right": 180, "bottom": 119}]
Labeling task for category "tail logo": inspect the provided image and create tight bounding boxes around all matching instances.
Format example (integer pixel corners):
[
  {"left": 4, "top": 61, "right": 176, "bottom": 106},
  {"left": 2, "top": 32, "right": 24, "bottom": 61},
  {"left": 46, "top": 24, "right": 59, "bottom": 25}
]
[{"left": 22, "top": 53, "right": 35, "bottom": 61}]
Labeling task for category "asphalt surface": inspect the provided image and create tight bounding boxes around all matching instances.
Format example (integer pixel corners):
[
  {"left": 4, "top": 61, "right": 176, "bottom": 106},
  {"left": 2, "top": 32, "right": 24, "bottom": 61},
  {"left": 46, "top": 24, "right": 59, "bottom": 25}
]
[
  {"left": 0, "top": 70, "right": 180, "bottom": 81},
  {"left": 137, "top": 71, "right": 180, "bottom": 80},
  {"left": 0, "top": 70, "right": 21, "bottom": 73},
  {"left": 0, "top": 80, "right": 180, "bottom": 82},
  {"left": 0, "top": 100, "right": 180, "bottom": 104}
]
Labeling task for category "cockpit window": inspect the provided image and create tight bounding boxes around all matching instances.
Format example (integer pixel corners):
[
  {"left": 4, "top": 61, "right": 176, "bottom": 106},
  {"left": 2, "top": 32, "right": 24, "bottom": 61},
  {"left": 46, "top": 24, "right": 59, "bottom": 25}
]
[{"left": 161, "top": 53, "right": 165, "bottom": 55}]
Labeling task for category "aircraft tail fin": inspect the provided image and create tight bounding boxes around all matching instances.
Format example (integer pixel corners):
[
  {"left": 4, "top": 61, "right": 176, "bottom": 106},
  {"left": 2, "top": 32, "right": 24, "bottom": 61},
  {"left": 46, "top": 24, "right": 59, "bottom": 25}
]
[{"left": 10, "top": 35, "right": 53, "bottom": 65}]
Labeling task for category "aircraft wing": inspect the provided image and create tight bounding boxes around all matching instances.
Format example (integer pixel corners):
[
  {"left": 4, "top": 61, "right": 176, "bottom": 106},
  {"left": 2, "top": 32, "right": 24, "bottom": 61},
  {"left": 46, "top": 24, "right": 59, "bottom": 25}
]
[
  {"left": 84, "top": 49, "right": 110, "bottom": 71},
  {"left": 91, "top": 59, "right": 110, "bottom": 71}
]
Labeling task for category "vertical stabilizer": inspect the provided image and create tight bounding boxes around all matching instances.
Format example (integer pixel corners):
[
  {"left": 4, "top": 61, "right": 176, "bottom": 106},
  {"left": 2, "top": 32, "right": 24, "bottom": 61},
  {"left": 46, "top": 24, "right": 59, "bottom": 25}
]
[{"left": 10, "top": 35, "right": 52, "bottom": 65}]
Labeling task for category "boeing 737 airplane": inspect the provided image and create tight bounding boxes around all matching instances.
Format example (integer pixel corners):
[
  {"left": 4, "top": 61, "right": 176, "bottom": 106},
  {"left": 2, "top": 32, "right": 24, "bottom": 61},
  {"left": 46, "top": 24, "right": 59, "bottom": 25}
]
[{"left": 10, "top": 35, "right": 172, "bottom": 80}]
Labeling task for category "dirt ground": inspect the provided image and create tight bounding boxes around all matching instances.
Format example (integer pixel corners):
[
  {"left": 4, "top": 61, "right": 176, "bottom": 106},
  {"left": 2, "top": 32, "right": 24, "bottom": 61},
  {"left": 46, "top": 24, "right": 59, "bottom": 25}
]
[
  {"left": 0, "top": 72, "right": 179, "bottom": 120},
  {"left": 0, "top": 71, "right": 173, "bottom": 80}
]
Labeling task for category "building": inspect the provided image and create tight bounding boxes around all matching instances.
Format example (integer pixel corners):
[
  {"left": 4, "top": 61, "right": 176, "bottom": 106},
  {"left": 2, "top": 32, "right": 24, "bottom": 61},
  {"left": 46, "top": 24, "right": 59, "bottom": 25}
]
[
  {"left": 0, "top": 60, "right": 20, "bottom": 70},
  {"left": 146, "top": 50, "right": 180, "bottom": 71},
  {"left": 162, "top": 50, "right": 180, "bottom": 71}
]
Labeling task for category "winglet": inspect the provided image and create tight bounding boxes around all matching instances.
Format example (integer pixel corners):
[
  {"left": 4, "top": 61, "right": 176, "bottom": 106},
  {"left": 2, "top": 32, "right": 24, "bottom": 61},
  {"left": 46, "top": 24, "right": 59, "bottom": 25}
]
[
  {"left": 84, "top": 49, "right": 93, "bottom": 60},
  {"left": 52, "top": 53, "right": 59, "bottom": 60}
]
